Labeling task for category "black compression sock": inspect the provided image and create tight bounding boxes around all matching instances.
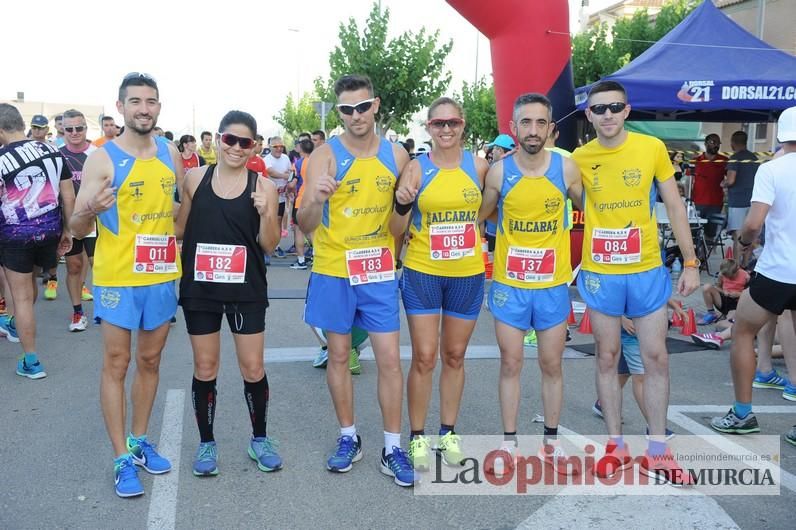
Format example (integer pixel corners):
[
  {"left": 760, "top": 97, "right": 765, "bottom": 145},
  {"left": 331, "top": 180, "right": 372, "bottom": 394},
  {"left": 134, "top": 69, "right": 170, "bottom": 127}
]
[
  {"left": 244, "top": 374, "right": 270, "bottom": 438},
  {"left": 192, "top": 377, "right": 217, "bottom": 443}
]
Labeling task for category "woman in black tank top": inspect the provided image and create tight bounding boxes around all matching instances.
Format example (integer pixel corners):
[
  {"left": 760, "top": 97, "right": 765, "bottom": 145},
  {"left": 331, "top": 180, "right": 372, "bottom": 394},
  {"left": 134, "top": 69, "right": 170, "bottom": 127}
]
[{"left": 174, "top": 111, "right": 281, "bottom": 476}]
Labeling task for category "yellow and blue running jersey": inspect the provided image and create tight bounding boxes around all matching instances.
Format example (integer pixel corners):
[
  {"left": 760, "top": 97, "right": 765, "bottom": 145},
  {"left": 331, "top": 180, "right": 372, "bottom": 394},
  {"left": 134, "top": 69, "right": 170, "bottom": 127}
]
[
  {"left": 572, "top": 132, "right": 673, "bottom": 275},
  {"left": 93, "top": 138, "right": 181, "bottom": 286},
  {"left": 312, "top": 137, "right": 398, "bottom": 278},
  {"left": 403, "top": 151, "right": 483, "bottom": 277},
  {"left": 494, "top": 152, "right": 571, "bottom": 289}
]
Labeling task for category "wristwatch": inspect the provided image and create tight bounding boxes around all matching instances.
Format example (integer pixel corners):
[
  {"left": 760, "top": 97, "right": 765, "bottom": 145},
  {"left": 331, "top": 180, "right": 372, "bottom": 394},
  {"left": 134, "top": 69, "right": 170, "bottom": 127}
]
[{"left": 683, "top": 258, "right": 701, "bottom": 269}]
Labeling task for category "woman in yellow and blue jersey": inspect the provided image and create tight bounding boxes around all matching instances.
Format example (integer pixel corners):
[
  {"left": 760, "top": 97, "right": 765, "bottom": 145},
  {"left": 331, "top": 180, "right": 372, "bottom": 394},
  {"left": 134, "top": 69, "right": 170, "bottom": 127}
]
[{"left": 391, "top": 97, "right": 489, "bottom": 470}]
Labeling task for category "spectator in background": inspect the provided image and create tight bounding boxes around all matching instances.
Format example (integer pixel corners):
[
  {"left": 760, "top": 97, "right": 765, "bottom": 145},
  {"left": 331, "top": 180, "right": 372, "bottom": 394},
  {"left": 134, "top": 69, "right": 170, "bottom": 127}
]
[
  {"left": 53, "top": 114, "right": 65, "bottom": 148},
  {"left": 725, "top": 130, "right": 758, "bottom": 262},
  {"left": 310, "top": 129, "right": 326, "bottom": 148},
  {"left": 178, "top": 135, "right": 204, "bottom": 171},
  {"left": 485, "top": 133, "right": 515, "bottom": 161},
  {"left": 198, "top": 131, "right": 217, "bottom": 166},
  {"left": 246, "top": 135, "right": 267, "bottom": 177},
  {"left": 691, "top": 134, "right": 728, "bottom": 218},
  {"left": 30, "top": 115, "right": 50, "bottom": 143},
  {"left": 93, "top": 116, "right": 117, "bottom": 147},
  {"left": 670, "top": 150, "right": 684, "bottom": 181}
]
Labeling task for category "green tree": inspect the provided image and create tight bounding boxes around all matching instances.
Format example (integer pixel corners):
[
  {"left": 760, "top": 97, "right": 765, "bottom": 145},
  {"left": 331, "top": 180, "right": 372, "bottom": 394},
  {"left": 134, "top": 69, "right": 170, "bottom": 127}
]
[
  {"left": 273, "top": 92, "right": 324, "bottom": 138},
  {"left": 316, "top": 2, "right": 453, "bottom": 136},
  {"left": 456, "top": 77, "right": 497, "bottom": 152},
  {"left": 572, "top": 0, "right": 697, "bottom": 87}
]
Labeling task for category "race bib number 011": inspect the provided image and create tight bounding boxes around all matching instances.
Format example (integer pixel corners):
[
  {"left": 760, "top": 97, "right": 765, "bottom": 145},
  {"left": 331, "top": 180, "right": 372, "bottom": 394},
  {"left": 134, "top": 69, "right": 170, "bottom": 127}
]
[
  {"left": 429, "top": 223, "right": 476, "bottom": 260},
  {"left": 134, "top": 234, "right": 178, "bottom": 273},
  {"left": 345, "top": 247, "right": 394, "bottom": 286},
  {"left": 194, "top": 243, "right": 247, "bottom": 283},
  {"left": 505, "top": 247, "right": 556, "bottom": 282},
  {"left": 591, "top": 227, "right": 641, "bottom": 264}
]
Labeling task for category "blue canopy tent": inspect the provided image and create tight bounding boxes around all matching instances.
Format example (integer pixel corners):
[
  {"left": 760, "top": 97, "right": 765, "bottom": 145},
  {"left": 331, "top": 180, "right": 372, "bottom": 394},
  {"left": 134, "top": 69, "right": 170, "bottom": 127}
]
[{"left": 575, "top": 0, "right": 796, "bottom": 122}]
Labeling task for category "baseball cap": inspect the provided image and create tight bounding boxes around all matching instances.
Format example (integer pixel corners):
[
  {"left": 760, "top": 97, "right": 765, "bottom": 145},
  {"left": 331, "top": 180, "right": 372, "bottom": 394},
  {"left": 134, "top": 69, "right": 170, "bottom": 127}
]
[
  {"left": 486, "top": 133, "right": 515, "bottom": 151},
  {"left": 777, "top": 106, "right": 796, "bottom": 143},
  {"left": 416, "top": 144, "right": 430, "bottom": 155},
  {"left": 31, "top": 115, "right": 48, "bottom": 127}
]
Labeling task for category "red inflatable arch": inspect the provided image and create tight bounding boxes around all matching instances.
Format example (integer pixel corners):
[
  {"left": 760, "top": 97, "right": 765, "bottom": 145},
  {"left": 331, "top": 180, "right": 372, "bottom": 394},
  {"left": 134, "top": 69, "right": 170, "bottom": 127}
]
[{"left": 447, "top": 0, "right": 576, "bottom": 150}]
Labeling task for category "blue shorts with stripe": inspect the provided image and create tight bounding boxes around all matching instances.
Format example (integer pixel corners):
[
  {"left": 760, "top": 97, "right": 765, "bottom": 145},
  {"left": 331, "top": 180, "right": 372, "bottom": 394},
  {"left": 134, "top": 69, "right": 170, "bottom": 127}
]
[
  {"left": 400, "top": 268, "right": 484, "bottom": 320},
  {"left": 577, "top": 266, "right": 671, "bottom": 319},
  {"left": 93, "top": 282, "right": 178, "bottom": 331},
  {"left": 304, "top": 273, "right": 400, "bottom": 334},
  {"left": 488, "top": 281, "right": 570, "bottom": 331}
]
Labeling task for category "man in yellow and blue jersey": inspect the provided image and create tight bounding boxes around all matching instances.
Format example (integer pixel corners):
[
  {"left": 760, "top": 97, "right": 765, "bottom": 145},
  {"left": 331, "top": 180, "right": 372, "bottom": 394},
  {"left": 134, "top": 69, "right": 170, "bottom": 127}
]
[
  {"left": 573, "top": 80, "right": 700, "bottom": 485},
  {"left": 480, "top": 93, "right": 584, "bottom": 475},
  {"left": 71, "top": 72, "right": 183, "bottom": 498},
  {"left": 298, "top": 74, "right": 416, "bottom": 487}
]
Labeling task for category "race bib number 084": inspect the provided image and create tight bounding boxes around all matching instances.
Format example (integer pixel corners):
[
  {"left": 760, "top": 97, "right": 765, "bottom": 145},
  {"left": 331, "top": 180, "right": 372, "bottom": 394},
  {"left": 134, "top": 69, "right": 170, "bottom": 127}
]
[{"left": 591, "top": 227, "right": 641, "bottom": 264}]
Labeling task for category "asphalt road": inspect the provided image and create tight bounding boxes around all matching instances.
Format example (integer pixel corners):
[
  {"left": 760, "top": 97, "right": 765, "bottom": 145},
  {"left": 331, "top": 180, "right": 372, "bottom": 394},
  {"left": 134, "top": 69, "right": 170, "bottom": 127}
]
[{"left": 1, "top": 256, "right": 794, "bottom": 529}]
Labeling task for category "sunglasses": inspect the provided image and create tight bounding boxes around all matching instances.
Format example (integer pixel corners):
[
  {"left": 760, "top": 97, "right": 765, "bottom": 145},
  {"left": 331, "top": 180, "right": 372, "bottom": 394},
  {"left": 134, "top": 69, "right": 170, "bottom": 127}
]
[
  {"left": 64, "top": 126, "right": 86, "bottom": 133},
  {"left": 123, "top": 71, "right": 157, "bottom": 83},
  {"left": 428, "top": 118, "right": 465, "bottom": 129},
  {"left": 31, "top": 125, "right": 48, "bottom": 130},
  {"left": 589, "top": 102, "right": 627, "bottom": 115},
  {"left": 219, "top": 133, "right": 255, "bottom": 149},
  {"left": 337, "top": 98, "right": 376, "bottom": 116}
]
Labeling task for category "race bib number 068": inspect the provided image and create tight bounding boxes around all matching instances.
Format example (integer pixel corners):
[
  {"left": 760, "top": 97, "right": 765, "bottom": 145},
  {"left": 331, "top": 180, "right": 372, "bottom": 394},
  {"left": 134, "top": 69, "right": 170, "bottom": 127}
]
[{"left": 429, "top": 223, "right": 477, "bottom": 260}]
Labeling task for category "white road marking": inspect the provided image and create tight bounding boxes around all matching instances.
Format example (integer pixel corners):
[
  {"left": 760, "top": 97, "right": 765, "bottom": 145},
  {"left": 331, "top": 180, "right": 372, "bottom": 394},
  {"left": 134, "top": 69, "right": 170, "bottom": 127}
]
[
  {"left": 667, "top": 404, "right": 796, "bottom": 494},
  {"left": 147, "top": 389, "right": 185, "bottom": 530}
]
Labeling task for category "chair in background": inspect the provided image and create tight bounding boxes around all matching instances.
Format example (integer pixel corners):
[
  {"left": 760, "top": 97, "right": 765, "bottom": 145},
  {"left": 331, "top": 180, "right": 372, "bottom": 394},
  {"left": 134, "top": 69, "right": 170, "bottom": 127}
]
[{"left": 696, "top": 213, "right": 728, "bottom": 275}]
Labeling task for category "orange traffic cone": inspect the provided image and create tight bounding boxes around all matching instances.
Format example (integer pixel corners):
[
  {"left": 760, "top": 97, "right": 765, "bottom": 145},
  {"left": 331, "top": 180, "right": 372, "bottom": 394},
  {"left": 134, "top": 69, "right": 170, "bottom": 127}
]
[
  {"left": 725, "top": 246, "right": 733, "bottom": 259},
  {"left": 481, "top": 238, "right": 493, "bottom": 280},
  {"left": 578, "top": 308, "right": 592, "bottom": 334},
  {"left": 567, "top": 302, "right": 577, "bottom": 326},
  {"left": 681, "top": 308, "right": 697, "bottom": 336},
  {"left": 671, "top": 301, "right": 684, "bottom": 327}
]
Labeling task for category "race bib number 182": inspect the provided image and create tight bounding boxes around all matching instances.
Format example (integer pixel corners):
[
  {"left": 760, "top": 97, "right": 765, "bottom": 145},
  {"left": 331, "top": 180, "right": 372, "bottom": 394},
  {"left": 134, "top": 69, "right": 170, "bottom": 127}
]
[{"left": 194, "top": 243, "right": 247, "bottom": 283}]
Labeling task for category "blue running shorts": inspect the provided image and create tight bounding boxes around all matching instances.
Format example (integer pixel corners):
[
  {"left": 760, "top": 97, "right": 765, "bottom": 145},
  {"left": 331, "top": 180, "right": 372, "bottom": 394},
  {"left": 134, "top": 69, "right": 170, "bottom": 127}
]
[
  {"left": 304, "top": 273, "right": 400, "bottom": 334},
  {"left": 400, "top": 268, "right": 484, "bottom": 320},
  {"left": 488, "top": 281, "right": 570, "bottom": 332},
  {"left": 94, "top": 282, "right": 178, "bottom": 331},
  {"left": 577, "top": 266, "right": 671, "bottom": 319}
]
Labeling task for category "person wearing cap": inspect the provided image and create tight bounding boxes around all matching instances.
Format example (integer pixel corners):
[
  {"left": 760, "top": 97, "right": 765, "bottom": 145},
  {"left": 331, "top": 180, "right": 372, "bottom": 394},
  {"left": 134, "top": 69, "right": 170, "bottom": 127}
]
[
  {"left": 265, "top": 136, "right": 292, "bottom": 258},
  {"left": 486, "top": 133, "right": 516, "bottom": 162},
  {"left": 710, "top": 106, "right": 796, "bottom": 449},
  {"left": 29, "top": 115, "right": 51, "bottom": 143}
]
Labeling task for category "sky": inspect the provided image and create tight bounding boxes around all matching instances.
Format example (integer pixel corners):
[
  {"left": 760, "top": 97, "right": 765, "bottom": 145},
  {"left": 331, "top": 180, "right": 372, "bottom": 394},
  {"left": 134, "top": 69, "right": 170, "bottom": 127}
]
[{"left": 2, "top": 0, "right": 615, "bottom": 138}]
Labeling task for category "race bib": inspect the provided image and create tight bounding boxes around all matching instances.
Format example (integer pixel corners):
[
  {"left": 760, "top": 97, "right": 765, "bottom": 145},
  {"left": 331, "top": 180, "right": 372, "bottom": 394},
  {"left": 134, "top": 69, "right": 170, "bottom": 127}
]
[
  {"left": 134, "top": 234, "right": 178, "bottom": 273},
  {"left": 194, "top": 243, "right": 247, "bottom": 283},
  {"left": 591, "top": 227, "right": 641, "bottom": 264},
  {"left": 429, "top": 223, "right": 477, "bottom": 260},
  {"left": 345, "top": 247, "right": 394, "bottom": 286},
  {"left": 506, "top": 247, "right": 556, "bottom": 283}
]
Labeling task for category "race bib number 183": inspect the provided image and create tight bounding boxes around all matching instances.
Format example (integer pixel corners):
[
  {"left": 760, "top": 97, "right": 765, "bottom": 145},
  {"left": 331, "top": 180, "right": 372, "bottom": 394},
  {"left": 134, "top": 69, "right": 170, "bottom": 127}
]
[{"left": 345, "top": 247, "right": 394, "bottom": 286}]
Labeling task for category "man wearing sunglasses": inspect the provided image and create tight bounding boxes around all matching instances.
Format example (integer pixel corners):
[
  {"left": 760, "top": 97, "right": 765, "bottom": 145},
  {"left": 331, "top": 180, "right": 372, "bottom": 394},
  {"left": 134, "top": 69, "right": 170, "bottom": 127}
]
[
  {"left": 299, "top": 74, "right": 416, "bottom": 487},
  {"left": 573, "top": 80, "right": 700, "bottom": 486},
  {"left": 29, "top": 115, "right": 50, "bottom": 143},
  {"left": 60, "top": 109, "right": 97, "bottom": 332},
  {"left": 692, "top": 134, "right": 728, "bottom": 219},
  {"left": 71, "top": 72, "right": 182, "bottom": 498}
]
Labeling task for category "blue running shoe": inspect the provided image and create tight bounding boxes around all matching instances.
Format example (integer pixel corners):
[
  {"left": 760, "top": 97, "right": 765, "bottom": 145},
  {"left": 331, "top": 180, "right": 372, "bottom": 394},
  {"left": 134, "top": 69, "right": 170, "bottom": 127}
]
[
  {"left": 0, "top": 315, "right": 20, "bottom": 343},
  {"left": 16, "top": 357, "right": 46, "bottom": 379},
  {"left": 313, "top": 346, "right": 329, "bottom": 368},
  {"left": 380, "top": 446, "right": 418, "bottom": 487},
  {"left": 783, "top": 383, "right": 796, "bottom": 402},
  {"left": 275, "top": 247, "right": 285, "bottom": 258},
  {"left": 753, "top": 370, "right": 790, "bottom": 390},
  {"left": 193, "top": 441, "right": 219, "bottom": 476},
  {"left": 248, "top": 437, "right": 283, "bottom": 471},
  {"left": 645, "top": 427, "right": 676, "bottom": 441},
  {"left": 327, "top": 435, "right": 362, "bottom": 472},
  {"left": 697, "top": 312, "right": 719, "bottom": 325},
  {"left": 592, "top": 400, "right": 603, "bottom": 418},
  {"left": 264, "top": 255, "right": 271, "bottom": 266},
  {"left": 114, "top": 455, "right": 144, "bottom": 498},
  {"left": 127, "top": 435, "right": 171, "bottom": 474}
]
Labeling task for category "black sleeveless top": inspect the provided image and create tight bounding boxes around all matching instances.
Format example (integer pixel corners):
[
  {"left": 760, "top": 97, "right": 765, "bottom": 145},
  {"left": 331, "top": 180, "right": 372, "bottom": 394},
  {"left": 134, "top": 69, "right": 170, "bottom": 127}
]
[{"left": 179, "top": 165, "right": 268, "bottom": 312}]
